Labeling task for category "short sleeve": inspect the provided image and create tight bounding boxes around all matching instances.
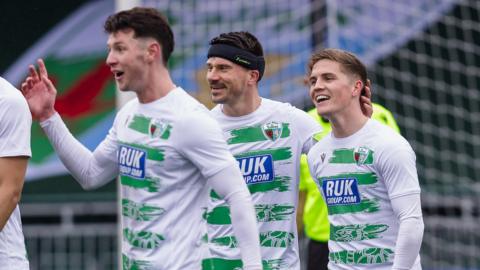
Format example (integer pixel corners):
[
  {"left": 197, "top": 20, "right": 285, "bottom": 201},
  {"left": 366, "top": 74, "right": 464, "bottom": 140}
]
[
  {"left": 176, "top": 109, "right": 236, "bottom": 178},
  {"left": 0, "top": 93, "right": 32, "bottom": 157}
]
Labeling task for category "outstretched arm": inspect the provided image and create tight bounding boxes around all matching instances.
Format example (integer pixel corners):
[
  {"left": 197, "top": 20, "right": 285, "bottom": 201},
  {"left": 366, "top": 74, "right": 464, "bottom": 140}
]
[
  {"left": 40, "top": 113, "right": 118, "bottom": 189},
  {"left": 21, "top": 59, "right": 118, "bottom": 189}
]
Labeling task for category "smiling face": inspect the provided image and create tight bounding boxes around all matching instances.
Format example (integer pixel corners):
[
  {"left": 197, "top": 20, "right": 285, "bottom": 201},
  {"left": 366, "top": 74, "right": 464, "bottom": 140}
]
[
  {"left": 206, "top": 57, "right": 251, "bottom": 105},
  {"left": 106, "top": 29, "right": 150, "bottom": 93},
  {"left": 308, "top": 59, "right": 363, "bottom": 119}
]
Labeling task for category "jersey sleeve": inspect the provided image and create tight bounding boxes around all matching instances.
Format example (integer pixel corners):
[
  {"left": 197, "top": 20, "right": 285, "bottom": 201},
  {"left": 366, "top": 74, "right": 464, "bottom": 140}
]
[
  {"left": 0, "top": 93, "right": 32, "bottom": 157},
  {"left": 176, "top": 109, "right": 236, "bottom": 178},
  {"left": 377, "top": 139, "right": 421, "bottom": 199},
  {"left": 289, "top": 107, "right": 323, "bottom": 154},
  {"left": 40, "top": 112, "right": 119, "bottom": 189}
]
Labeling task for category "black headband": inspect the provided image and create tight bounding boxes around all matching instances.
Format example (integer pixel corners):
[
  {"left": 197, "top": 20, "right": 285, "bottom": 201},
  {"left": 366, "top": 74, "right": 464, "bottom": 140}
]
[{"left": 207, "top": 44, "right": 265, "bottom": 81}]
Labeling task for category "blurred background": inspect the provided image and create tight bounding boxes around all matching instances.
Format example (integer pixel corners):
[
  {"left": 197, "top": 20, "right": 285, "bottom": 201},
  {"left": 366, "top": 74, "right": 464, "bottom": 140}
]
[{"left": 0, "top": 0, "right": 478, "bottom": 269}]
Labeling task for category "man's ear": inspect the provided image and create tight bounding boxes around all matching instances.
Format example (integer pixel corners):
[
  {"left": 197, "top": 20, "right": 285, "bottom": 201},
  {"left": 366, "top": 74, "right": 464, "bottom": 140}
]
[
  {"left": 352, "top": 79, "right": 364, "bottom": 97},
  {"left": 146, "top": 41, "right": 162, "bottom": 63},
  {"left": 248, "top": 70, "right": 260, "bottom": 85}
]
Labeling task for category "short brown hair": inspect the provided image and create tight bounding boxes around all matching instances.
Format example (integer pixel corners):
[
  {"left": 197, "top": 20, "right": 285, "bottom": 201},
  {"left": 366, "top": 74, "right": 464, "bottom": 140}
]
[
  {"left": 307, "top": 48, "right": 367, "bottom": 86},
  {"left": 104, "top": 7, "right": 174, "bottom": 65}
]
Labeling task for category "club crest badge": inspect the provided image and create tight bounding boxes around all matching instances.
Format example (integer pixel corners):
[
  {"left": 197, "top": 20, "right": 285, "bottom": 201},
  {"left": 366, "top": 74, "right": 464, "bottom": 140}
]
[
  {"left": 149, "top": 119, "right": 172, "bottom": 139},
  {"left": 261, "top": 122, "right": 283, "bottom": 141},
  {"left": 354, "top": 146, "right": 371, "bottom": 165}
]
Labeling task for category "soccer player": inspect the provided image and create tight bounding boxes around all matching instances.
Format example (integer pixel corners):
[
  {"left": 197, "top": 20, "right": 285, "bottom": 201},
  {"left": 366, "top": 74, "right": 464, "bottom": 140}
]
[
  {"left": 202, "top": 32, "right": 371, "bottom": 269},
  {"left": 306, "top": 48, "right": 424, "bottom": 269},
  {"left": 20, "top": 8, "right": 261, "bottom": 270},
  {"left": 297, "top": 104, "right": 401, "bottom": 270},
  {"left": 0, "top": 76, "right": 31, "bottom": 270}
]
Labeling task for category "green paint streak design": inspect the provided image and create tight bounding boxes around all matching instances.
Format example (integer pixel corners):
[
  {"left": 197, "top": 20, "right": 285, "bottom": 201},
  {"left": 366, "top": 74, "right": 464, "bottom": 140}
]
[
  {"left": 329, "top": 248, "right": 394, "bottom": 265},
  {"left": 256, "top": 204, "right": 295, "bottom": 222},
  {"left": 259, "top": 231, "right": 295, "bottom": 248},
  {"left": 320, "top": 172, "right": 378, "bottom": 185},
  {"left": 205, "top": 204, "right": 295, "bottom": 225},
  {"left": 204, "top": 206, "right": 231, "bottom": 225},
  {"left": 329, "top": 148, "right": 373, "bottom": 164},
  {"left": 248, "top": 176, "right": 291, "bottom": 194},
  {"left": 122, "top": 254, "right": 153, "bottom": 270},
  {"left": 331, "top": 224, "right": 389, "bottom": 242},
  {"left": 123, "top": 228, "right": 165, "bottom": 249},
  {"left": 128, "top": 115, "right": 150, "bottom": 134},
  {"left": 119, "top": 141, "right": 164, "bottom": 162},
  {"left": 210, "top": 236, "right": 238, "bottom": 248},
  {"left": 122, "top": 199, "right": 165, "bottom": 221},
  {"left": 328, "top": 198, "right": 380, "bottom": 215},
  {"left": 227, "top": 123, "right": 290, "bottom": 144},
  {"left": 211, "top": 231, "right": 295, "bottom": 248},
  {"left": 210, "top": 176, "right": 291, "bottom": 200},
  {"left": 121, "top": 176, "right": 160, "bottom": 192},
  {"left": 202, "top": 258, "right": 288, "bottom": 270},
  {"left": 128, "top": 115, "right": 172, "bottom": 139},
  {"left": 234, "top": 147, "right": 292, "bottom": 161}
]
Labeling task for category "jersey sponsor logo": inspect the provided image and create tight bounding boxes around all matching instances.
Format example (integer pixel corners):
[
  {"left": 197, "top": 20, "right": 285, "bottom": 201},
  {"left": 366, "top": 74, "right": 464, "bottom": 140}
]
[
  {"left": 236, "top": 154, "right": 274, "bottom": 184},
  {"left": 261, "top": 121, "right": 283, "bottom": 141},
  {"left": 149, "top": 118, "right": 172, "bottom": 139},
  {"left": 118, "top": 145, "right": 146, "bottom": 179},
  {"left": 322, "top": 178, "right": 361, "bottom": 206},
  {"left": 354, "top": 146, "right": 371, "bottom": 165}
]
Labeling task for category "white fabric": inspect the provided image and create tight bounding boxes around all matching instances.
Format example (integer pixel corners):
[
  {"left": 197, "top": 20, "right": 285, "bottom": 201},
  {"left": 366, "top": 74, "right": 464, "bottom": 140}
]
[
  {"left": 207, "top": 164, "right": 262, "bottom": 270},
  {"left": 307, "top": 119, "right": 423, "bottom": 270},
  {"left": 207, "top": 98, "right": 322, "bottom": 269},
  {"left": 40, "top": 112, "right": 118, "bottom": 189},
  {"left": 41, "top": 87, "right": 260, "bottom": 269},
  {"left": 391, "top": 193, "right": 424, "bottom": 270},
  {"left": 0, "top": 77, "right": 30, "bottom": 270}
]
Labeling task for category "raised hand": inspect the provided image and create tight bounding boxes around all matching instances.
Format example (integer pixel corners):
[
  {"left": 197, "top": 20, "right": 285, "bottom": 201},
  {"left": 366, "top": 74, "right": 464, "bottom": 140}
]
[
  {"left": 360, "top": 79, "right": 373, "bottom": 118},
  {"left": 21, "top": 59, "right": 57, "bottom": 121}
]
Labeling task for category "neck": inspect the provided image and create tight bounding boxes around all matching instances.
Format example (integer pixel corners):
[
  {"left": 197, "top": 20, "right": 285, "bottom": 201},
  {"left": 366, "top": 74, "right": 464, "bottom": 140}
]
[
  {"left": 328, "top": 107, "right": 369, "bottom": 138},
  {"left": 221, "top": 88, "right": 262, "bottom": 117},
  {"left": 137, "top": 65, "right": 176, "bottom": 103}
]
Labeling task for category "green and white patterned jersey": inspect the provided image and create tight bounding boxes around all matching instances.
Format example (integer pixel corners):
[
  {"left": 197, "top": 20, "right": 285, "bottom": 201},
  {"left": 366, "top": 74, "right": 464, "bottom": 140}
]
[
  {"left": 205, "top": 98, "right": 322, "bottom": 270},
  {"left": 113, "top": 87, "right": 237, "bottom": 269},
  {"left": 307, "top": 119, "right": 421, "bottom": 270}
]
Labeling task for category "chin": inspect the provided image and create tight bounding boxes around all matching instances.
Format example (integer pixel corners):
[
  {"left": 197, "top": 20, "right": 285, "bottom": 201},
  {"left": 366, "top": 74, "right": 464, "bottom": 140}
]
[
  {"left": 211, "top": 95, "right": 226, "bottom": 104},
  {"left": 315, "top": 106, "right": 332, "bottom": 118}
]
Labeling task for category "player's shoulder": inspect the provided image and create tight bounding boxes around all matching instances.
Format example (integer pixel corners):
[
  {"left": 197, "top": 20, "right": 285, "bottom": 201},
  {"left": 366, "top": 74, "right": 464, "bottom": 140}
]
[
  {"left": 0, "top": 77, "right": 29, "bottom": 111},
  {"left": 368, "top": 119, "right": 411, "bottom": 150}
]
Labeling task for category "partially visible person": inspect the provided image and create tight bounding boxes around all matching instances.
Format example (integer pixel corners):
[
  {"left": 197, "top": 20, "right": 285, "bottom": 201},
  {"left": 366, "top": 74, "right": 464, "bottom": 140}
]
[
  {"left": 0, "top": 76, "right": 31, "bottom": 270},
  {"left": 297, "top": 104, "right": 400, "bottom": 270},
  {"left": 306, "top": 48, "right": 424, "bottom": 270},
  {"left": 20, "top": 7, "right": 261, "bottom": 270}
]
